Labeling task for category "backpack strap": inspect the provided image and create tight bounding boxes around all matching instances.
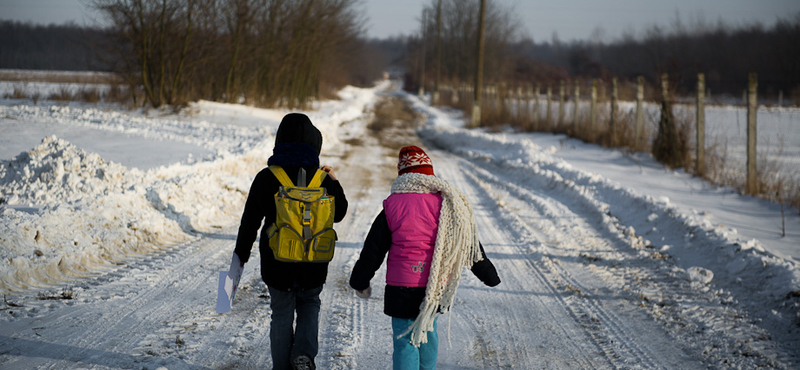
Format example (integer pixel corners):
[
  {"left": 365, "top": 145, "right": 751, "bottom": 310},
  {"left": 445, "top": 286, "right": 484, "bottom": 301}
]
[
  {"left": 308, "top": 169, "right": 327, "bottom": 187},
  {"left": 269, "top": 165, "right": 327, "bottom": 188},
  {"left": 268, "top": 166, "right": 294, "bottom": 187}
]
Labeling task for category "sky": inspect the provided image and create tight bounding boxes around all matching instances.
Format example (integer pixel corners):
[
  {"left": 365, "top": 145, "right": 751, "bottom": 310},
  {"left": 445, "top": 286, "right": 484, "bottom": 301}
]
[{"left": 1, "top": 0, "right": 799, "bottom": 42}]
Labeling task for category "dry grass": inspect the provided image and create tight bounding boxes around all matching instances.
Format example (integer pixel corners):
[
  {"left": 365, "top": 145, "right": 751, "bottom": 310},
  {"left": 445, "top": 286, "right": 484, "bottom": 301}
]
[
  {"left": 1, "top": 70, "right": 133, "bottom": 105},
  {"left": 479, "top": 97, "right": 515, "bottom": 131},
  {"left": 1, "top": 73, "right": 139, "bottom": 105},
  {"left": 79, "top": 87, "right": 102, "bottom": 103},
  {"left": 677, "top": 105, "right": 800, "bottom": 210},
  {"left": 0, "top": 70, "right": 121, "bottom": 84},
  {"left": 442, "top": 91, "right": 800, "bottom": 210},
  {"left": 49, "top": 86, "right": 75, "bottom": 101},
  {"left": 4, "top": 84, "right": 28, "bottom": 100}
]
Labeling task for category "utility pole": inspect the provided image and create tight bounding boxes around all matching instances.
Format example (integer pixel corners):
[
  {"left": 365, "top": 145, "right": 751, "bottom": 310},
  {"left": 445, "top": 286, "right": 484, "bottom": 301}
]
[
  {"left": 418, "top": 9, "right": 428, "bottom": 99},
  {"left": 433, "top": 0, "right": 442, "bottom": 105},
  {"left": 471, "top": 0, "right": 486, "bottom": 128}
]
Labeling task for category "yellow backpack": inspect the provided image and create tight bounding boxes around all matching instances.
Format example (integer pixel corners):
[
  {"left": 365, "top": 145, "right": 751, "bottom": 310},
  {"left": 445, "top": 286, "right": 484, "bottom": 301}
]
[{"left": 266, "top": 165, "right": 336, "bottom": 263}]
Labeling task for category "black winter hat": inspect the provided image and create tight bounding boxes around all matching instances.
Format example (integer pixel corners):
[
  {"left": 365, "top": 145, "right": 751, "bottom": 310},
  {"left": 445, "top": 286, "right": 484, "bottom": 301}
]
[{"left": 274, "top": 113, "right": 323, "bottom": 154}]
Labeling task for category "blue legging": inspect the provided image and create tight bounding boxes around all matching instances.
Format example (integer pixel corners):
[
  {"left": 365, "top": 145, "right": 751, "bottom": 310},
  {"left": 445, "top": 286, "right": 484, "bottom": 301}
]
[{"left": 391, "top": 317, "right": 439, "bottom": 370}]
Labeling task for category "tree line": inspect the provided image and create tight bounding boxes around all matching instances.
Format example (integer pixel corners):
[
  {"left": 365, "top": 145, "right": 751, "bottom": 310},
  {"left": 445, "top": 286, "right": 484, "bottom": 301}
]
[
  {"left": 0, "top": 20, "right": 112, "bottom": 71},
  {"left": 402, "top": 1, "right": 800, "bottom": 105},
  {"left": 90, "top": 0, "right": 382, "bottom": 108},
  {"left": 529, "top": 13, "right": 800, "bottom": 102},
  {"left": 1, "top": 1, "right": 385, "bottom": 109},
  {"left": 4, "top": 2, "right": 798, "bottom": 108}
]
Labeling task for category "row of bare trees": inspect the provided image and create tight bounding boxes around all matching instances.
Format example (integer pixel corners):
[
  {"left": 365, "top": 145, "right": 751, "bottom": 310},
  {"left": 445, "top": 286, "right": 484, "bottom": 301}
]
[
  {"left": 402, "top": 0, "right": 525, "bottom": 94},
  {"left": 506, "top": 12, "right": 800, "bottom": 103},
  {"left": 92, "top": 0, "right": 375, "bottom": 108},
  {"left": 404, "top": 4, "right": 800, "bottom": 106},
  {"left": 0, "top": 21, "right": 111, "bottom": 71}
]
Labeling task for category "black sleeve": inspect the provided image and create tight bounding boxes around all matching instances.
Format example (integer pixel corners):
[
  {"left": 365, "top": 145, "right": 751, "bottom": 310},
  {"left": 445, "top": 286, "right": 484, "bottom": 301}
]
[
  {"left": 322, "top": 175, "right": 348, "bottom": 223},
  {"left": 470, "top": 242, "right": 501, "bottom": 287},
  {"left": 233, "top": 170, "right": 274, "bottom": 264},
  {"left": 349, "top": 210, "right": 392, "bottom": 291}
]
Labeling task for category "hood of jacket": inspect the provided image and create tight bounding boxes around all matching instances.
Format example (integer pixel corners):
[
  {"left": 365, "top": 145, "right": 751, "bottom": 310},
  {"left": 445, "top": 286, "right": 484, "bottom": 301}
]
[{"left": 274, "top": 113, "right": 322, "bottom": 154}]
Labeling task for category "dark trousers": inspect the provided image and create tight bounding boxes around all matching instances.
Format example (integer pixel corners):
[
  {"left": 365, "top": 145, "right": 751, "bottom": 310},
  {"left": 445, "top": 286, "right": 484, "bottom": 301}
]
[{"left": 268, "top": 285, "right": 323, "bottom": 370}]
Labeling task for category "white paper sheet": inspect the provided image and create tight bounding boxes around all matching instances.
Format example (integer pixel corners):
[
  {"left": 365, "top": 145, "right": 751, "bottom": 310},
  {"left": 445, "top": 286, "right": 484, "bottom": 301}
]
[{"left": 216, "top": 253, "right": 243, "bottom": 314}]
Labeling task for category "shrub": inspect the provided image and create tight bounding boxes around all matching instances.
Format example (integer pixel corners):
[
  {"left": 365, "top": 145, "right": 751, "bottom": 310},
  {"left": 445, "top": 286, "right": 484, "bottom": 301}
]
[{"left": 49, "top": 86, "right": 74, "bottom": 101}]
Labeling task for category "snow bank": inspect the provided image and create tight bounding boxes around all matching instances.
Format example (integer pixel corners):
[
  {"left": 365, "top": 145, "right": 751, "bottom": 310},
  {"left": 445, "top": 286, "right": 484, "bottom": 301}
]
[
  {"left": 0, "top": 82, "right": 386, "bottom": 295},
  {"left": 419, "top": 119, "right": 799, "bottom": 286},
  {"left": 0, "top": 136, "right": 264, "bottom": 294}
]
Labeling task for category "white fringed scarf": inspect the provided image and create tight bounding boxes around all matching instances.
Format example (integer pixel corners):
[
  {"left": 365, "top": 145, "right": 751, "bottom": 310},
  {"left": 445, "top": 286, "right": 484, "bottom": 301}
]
[{"left": 390, "top": 173, "right": 483, "bottom": 347}]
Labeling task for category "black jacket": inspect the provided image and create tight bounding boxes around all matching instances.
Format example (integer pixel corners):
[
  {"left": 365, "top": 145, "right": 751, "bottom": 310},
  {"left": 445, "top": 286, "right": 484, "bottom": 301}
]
[
  {"left": 234, "top": 165, "right": 348, "bottom": 291},
  {"left": 349, "top": 210, "right": 500, "bottom": 318},
  {"left": 234, "top": 167, "right": 347, "bottom": 291},
  {"left": 236, "top": 113, "right": 347, "bottom": 291}
]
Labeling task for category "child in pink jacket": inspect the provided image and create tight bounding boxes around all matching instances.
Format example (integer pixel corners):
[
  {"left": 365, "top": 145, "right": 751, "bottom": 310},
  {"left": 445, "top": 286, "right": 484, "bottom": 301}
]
[{"left": 349, "top": 146, "right": 500, "bottom": 370}]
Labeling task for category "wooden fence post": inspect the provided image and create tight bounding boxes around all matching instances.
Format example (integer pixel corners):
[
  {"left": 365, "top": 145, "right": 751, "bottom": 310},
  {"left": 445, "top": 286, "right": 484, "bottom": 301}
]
[
  {"left": 558, "top": 80, "right": 565, "bottom": 130},
  {"left": 494, "top": 86, "right": 498, "bottom": 108},
  {"left": 545, "top": 86, "right": 553, "bottom": 131},
  {"left": 654, "top": 73, "right": 682, "bottom": 168},
  {"left": 610, "top": 77, "right": 618, "bottom": 146},
  {"left": 526, "top": 83, "right": 533, "bottom": 130},
  {"left": 590, "top": 79, "right": 598, "bottom": 141},
  {"left": 533, "top": 83, "right": 541, "bottom": 130},
  {"left": 746, "top": 73, "right": 758, "bottom": 195},
  {"left": 696, "top": 73, "right": 706, "bottom": 176},
  {"left": 635, "top": 76, "right": 644, "bottom": 150},
  {"left": 573, "top": 80, "right": 580, "bottom": 136}
]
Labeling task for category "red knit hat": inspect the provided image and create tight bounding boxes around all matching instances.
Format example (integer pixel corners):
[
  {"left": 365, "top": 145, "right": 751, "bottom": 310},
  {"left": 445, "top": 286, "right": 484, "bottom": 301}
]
[{"left": 398, "top": 146, "right": 435, "bottom": 176}]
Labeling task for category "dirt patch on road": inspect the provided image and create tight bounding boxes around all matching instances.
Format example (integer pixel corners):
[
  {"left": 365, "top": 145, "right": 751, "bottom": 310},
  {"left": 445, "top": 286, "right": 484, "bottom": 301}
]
[
  {"left": 336, "top": 93, "right": 427, "bottom": 197},
  {"left": 368, "top": 96, "right": 424, "bottom": 151}
]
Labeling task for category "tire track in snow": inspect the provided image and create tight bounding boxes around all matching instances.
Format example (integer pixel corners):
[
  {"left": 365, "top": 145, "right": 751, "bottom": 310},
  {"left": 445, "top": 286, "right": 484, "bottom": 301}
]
[
  {"left": 441, "top": 135, "right": 789, "bottom": 368},
  {"left": 315, "top": 126, "right": 397, "bottom": 369},
  {"left": 432, "top": 153, "right": 611, "bottom": 369},
  {"left": 1, "top": 230, "right": 245, "bottom": 369},
  {"left": 459, "top": 160, "right": 671, "bottom": 369},
  {"left": 432, "top": 149, "right": 696, "bottom": 369}
]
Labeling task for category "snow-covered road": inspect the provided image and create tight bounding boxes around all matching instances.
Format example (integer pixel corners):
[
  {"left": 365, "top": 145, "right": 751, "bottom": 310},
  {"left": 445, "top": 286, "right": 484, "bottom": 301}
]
[{"left": 1, "top": 82, "right": 798, "bottom": 369}]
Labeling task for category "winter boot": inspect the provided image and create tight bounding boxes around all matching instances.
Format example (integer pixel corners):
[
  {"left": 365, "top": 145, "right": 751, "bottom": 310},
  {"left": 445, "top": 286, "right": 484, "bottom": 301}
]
[{"left": 292, "top": 355, "right": 315, "bottom": 370}]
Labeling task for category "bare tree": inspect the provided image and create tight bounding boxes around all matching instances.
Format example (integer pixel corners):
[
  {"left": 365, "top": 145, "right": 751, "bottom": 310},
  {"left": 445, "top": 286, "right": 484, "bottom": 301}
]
[{"left": 91, "top": 0, "right": 371, "bottom": 108}]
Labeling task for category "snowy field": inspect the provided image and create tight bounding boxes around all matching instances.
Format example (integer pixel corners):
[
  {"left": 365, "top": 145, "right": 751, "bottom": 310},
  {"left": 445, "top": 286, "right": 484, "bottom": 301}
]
[
  {"left": 1, "top": 78, "right": 799, "bottom": 369},
  {"left": 511, "top": 96, "right": 800, "bottom": 186}
]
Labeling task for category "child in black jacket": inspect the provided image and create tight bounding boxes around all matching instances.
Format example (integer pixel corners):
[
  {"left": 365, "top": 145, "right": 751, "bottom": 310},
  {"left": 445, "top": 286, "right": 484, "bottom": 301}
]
[{"left": 233, "top": 113, "right": 348, "bottom": 370}]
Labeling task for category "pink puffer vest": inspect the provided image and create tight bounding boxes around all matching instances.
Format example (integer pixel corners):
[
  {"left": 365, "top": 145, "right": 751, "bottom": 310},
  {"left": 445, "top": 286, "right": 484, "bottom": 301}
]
[{"left": 383, "top": 192, "right": 443, "bottom": 287}]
